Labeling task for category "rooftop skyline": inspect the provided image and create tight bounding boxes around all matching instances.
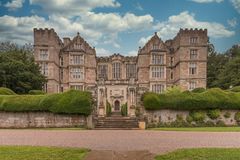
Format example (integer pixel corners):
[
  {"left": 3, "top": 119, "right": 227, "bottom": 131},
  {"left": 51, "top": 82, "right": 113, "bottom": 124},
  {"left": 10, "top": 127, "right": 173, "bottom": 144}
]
[{"left": 0, "top": 0, "right": 239, "bottom": 55}]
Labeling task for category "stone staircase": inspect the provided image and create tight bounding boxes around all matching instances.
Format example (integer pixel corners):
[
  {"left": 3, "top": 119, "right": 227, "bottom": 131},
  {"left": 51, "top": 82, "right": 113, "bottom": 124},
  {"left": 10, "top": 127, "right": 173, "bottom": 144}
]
[{"left": 95, "top": 112, "right": 139, "bottom": 130}]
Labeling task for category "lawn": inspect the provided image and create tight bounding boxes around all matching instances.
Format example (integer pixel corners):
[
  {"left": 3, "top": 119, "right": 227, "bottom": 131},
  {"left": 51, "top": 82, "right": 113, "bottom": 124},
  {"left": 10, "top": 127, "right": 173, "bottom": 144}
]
[
  {"left": 155, "top": 148, "right": 240, "bottom": 160},
  {"left": 0, "top": 146, "right": 89, "bottom": 160},
  {"left": 151, "top": 127, "right": 240, "bottom": 132}
]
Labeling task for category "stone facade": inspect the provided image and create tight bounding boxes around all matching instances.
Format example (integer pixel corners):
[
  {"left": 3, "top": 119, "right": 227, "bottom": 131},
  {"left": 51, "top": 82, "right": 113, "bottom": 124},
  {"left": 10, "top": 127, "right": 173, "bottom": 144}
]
[
  {"left": 34, "top": 28, "right": 208, "bottom": 117},
  {"left": 0, "top": 112, "right": 86, "bottom": 128}
]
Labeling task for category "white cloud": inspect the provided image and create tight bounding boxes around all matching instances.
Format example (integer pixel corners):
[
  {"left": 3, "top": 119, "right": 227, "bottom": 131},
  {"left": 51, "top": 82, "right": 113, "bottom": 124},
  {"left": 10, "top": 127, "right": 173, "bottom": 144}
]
[
  {"left": 80, "top": 12, "right": 153, "bottom": 33},
  {"left": 95, "top": 48, "right": 112, "bottom": 56},
  {"left": 190, "top": 0, "right": 223, "bottom": 3},
  {"left": 153, "top": 11, "right": 234, "bottom": 40},
  {"left": 231, "top": 0, "right": 240, "bottom": 13},
  {"left": 138, "top": 35, "right": 152, "bottom": 46},
  {"left": 26, "top": 0, "right": 153, "bottom": 48},
  {"left": 0, "top": 15, "right": 102, "bottom": 45},
  {"left": 4, "top": 0, "right": 24, "bottom": 11},
  {"left": 228, "top": 18, "right": 237, "bottom": 27},
  {"left": 30, "top": 0, "right": 121, "bottom": 16}
]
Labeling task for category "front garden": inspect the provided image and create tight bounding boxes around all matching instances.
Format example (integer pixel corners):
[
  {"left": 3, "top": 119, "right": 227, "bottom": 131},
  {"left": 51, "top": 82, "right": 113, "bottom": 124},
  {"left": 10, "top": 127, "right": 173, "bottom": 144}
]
[
  {"left": 0, "top": 88, "right": 93, "bottom": 115},
  {"left": 143, "top": 87, "right": 240, "bottom": 128}
]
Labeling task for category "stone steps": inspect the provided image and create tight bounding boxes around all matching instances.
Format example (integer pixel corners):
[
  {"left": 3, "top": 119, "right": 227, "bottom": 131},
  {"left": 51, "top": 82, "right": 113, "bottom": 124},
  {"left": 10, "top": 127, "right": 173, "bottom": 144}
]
[{"left": 95, "top": 112, "right": 139, "bottom": 129}]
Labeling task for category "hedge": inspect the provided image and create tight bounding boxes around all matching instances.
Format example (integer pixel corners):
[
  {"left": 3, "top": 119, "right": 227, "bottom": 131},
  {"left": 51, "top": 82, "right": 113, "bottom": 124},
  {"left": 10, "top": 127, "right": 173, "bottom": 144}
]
[
  {"left": 0, "top": 87, "right": 16, "bottom": 95},
  {"left": 230, "top": 86, "right": 240, "bottom": 92},
  {"left": 0, "top": 90, "right": 92, "bottom": 115},
  {"left": 28, "top": 90, "right": 45, "bottom": 95},
  {"left": 143, "top": 88, "right": 240, "bottom": 110}
]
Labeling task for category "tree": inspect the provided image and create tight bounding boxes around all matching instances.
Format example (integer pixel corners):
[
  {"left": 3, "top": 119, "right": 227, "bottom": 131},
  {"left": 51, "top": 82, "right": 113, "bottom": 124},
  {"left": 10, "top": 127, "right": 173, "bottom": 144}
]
[
  {"left": 207, "top": 43, "right": 228, "bottom": 88},
  {"left": 0, "top": 42, "right": 46, "bottom": 94},
  {"left": 207, "top": 44, "right": 240, "bottom": 89},
  {"left": 215, "top": 57, "right": 240, "bottom": 89}
]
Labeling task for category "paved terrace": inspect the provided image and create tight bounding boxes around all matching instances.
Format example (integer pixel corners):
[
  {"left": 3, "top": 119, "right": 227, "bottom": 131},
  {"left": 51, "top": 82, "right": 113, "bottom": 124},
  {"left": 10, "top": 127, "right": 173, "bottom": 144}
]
[{"left": 0, "top": 130, "right": 240, "bottom": 154}]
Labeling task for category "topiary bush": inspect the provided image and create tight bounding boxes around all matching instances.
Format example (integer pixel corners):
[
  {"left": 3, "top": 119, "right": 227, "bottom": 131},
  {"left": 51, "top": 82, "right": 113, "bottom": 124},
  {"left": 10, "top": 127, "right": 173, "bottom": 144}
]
[
  {"left": 207, "top": 109, "right": 221, "bottom": 120},
  {"left": 121, "top": 103, "right": 128, "bottom": 116},
  {"left": 143, "top": 88, "right": 240, "bottom": 110},
  {"left": 191, "top": 87, "right": 206, "bottom": 93},
  {"left": 0, "top": 87, "right": 16, "bottom": 95},
  {"left": 48, "top": 90, "right": 92, "bottom": 115},
  {"left": 28, "top": 90, "right": 45, "bottom": 95},
  {"left": 230, "top": 86, "right": 240, "bottom": 92},
  {"left": 0, "top": 95, "right": 45, "bottom": 112},
  {"left": 0, "top": 90, "right": 93, "bottom": 115}
]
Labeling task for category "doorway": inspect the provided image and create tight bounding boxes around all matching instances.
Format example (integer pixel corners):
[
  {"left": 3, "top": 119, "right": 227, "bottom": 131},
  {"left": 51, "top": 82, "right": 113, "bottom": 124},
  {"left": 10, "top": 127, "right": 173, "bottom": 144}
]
[{"left": 114, "top": 100, "right": 120, "bottom": 111}]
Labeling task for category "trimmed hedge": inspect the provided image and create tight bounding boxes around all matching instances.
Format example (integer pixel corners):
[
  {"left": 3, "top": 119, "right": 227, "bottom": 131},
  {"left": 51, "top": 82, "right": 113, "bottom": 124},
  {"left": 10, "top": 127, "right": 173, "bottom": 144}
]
[
  {"left": 230, "top": 86, "right": 240, "bottom": 92},
  {"left": 28, "top": 90, "right": 45, "bottom": 95},
  {"left": 0, "top": 90, "right": 92, "bottom": 115},
  {"left": 0, "top": 87, "right": 16, "bottom": 95},
  {"left": 143, "top": 88, "right": 240, "bottom": 110}
]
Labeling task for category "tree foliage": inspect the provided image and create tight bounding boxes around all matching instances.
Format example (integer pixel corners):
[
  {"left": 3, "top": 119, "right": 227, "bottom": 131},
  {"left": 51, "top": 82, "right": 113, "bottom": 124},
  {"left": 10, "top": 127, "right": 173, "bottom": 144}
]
[
  {"left": 207, "top": 44, "right": 240, "bottom": 89},
  {"left": 0, "top": 42, "right": 46, "bottom": 94}
]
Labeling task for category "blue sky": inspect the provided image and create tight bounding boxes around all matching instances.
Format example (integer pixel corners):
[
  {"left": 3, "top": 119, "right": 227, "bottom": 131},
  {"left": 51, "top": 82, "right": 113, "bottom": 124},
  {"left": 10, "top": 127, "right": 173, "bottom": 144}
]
[{"left": 0, "top": 0, "right": 239, "bottom": 56}]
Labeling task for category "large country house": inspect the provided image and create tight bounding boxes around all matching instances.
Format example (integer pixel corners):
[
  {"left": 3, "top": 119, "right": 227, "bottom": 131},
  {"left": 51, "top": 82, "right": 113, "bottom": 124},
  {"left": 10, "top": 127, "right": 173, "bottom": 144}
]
[{"left": 34, "top": 28, "right": 208, "bottom": 117}]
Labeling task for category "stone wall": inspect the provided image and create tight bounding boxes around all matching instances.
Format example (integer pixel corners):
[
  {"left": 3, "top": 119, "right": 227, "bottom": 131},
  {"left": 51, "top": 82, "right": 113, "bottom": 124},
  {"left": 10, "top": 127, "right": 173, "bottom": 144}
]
[
  {"left": 0, "top": 112, "right": 86, "bottom": 128},
  {"left": 145, "top": 109, "right": 239, "bottom": 127}
]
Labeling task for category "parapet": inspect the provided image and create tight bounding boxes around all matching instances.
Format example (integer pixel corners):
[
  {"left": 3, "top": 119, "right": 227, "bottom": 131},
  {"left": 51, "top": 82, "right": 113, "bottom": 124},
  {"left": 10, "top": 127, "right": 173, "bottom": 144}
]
[
  {"left": 33, "top": 28, "right": 63, "bottom": 46},
  {"left": 178, "top": 28, "right": 207, "bottom": 35}
]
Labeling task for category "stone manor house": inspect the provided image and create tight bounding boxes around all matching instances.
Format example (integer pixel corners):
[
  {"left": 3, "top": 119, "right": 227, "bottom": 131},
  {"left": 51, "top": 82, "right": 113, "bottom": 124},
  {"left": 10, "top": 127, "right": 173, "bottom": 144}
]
[{"left": 34, "top": 28, "right": 208, "bottom": 117}]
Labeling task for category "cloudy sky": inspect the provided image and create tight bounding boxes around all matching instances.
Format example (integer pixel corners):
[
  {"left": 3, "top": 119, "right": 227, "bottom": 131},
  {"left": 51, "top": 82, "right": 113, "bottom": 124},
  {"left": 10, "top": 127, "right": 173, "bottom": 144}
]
[{"left": 0, "top": 0, "right": 239, "bottom": 56}]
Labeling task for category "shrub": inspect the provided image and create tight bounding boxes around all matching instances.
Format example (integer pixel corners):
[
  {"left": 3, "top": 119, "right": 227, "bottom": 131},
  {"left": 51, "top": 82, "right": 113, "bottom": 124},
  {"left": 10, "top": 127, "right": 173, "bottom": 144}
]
[
  {"left": 106, "top": 101, "right": 112, "bottom": 116},
  {"left": 207, "top": 109, "right": 221, "bottom": 120},
  {"left": 121, "top": 103, "right": 128, "bottom": 116},
  {"left": 234, "top": 112, "right": 240, "bottom": 122},
  {"left": 224, "top": 112, "right": 231, "bottom": 119},
  {"left": 0, "top": 87, "right": 16, "bottom": 95},
  {"left": 191, "top": 87, "right": 206, "bottom": 93},
  {"left": 48, "top": 90, "right": 92, "bottom": 115},
  {"left": 165, "top": 86, "right": 182, "bottom": 94},
  {"left": 0, "top": 95, "right": 44, "bottom": 112},
  {"left": 189, "top": 111, "right": 206, "bottom": 122},
  {"left": 230, "top": 86, "right": 240, "bottom": 92},
  {"left": 186, "top": 115, "right": 193, "bottom": 123},
  {"left": 28, "top": 90, "right": 45, "bottom": 95},
  {"left": 143, "top": 88, "right": 240, "bottom": 110},
  {"left": 176, "top": 114, "right": 184, "bottom": 121},
  {"left": 0, "top": 90, "right": 92, "bottom": 115},
  {"left": 216, "top": 120, "right": 226, "bottom": 127},
  {"left": 205, "top": 121, "right": 215, "bottom": 127}
]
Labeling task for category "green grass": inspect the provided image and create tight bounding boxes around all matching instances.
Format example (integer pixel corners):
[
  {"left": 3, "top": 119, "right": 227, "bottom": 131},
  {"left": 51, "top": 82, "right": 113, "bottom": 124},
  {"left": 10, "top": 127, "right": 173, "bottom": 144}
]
[
  {"left": 151, "top": 127, "right": 240, "bottom": 132},
  {"left": 155, "top": 148, "right": 240, "bottom": 160},
  {"left": 0, "top": 146, "right": 89, "bottom": 160}
]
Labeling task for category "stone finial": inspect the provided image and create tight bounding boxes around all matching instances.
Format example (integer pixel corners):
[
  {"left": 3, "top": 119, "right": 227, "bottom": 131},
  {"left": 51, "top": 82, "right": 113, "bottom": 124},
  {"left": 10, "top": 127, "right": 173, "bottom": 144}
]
[
  {"left": 77, "top": 32, "right": 80, "bottom": 36},
  {"left": 155, "top": 32, "right": 157, "bottom": 35}
]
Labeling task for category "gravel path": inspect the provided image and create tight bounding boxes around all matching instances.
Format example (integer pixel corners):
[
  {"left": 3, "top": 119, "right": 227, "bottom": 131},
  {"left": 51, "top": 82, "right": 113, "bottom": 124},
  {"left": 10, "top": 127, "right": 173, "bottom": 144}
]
[{"left": 0, "top": 130, "right": 240, "bottom": 154}]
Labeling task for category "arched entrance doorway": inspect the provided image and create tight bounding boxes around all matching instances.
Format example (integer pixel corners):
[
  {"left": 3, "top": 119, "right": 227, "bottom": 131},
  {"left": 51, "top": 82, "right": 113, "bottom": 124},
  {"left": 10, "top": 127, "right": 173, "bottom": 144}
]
[{"left": 114, "top": 100, "right": 120, "bottom": 111}]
